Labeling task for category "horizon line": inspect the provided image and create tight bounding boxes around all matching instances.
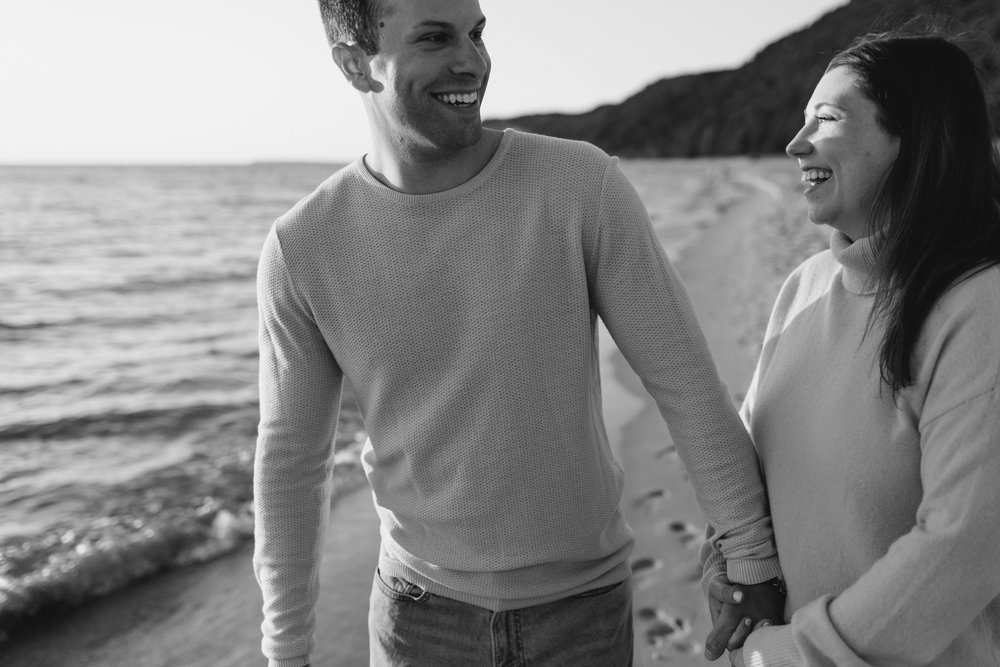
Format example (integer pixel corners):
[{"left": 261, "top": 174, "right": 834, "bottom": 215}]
[{"left": 0, "top": 160, "right": 352, "bottom": 168}]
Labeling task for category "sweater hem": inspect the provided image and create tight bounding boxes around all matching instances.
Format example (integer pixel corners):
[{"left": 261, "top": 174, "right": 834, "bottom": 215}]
[{"left": 379, "top": 555, "right": 633, "bottom": 612}]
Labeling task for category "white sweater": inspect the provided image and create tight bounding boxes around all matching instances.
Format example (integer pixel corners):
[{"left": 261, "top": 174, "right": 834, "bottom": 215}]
[
  {"left": 737, "top": 232, "right": 1000, "bottom": 665},
  {"left": 254, "top": 130, "right": 779, "bottom": 667}
]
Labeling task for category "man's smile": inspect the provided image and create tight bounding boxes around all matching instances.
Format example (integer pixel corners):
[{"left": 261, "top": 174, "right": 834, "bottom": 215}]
[{"left": 432, "top": 91, "right": 479, "bottom": 107}]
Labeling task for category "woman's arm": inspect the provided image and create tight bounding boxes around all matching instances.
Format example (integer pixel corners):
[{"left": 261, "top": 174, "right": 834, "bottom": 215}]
[{"left": 740, "top": 273, "right": 1000, "bottom": 666}]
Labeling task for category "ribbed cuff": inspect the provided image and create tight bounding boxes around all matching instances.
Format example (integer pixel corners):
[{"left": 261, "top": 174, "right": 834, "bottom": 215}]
[
  {"left": 743, "top": 625, "right": 799, "bottom": 667},
  {"left": 699, "top": 540, "right": 727, "bottom": 596},
  {"left": 269, "top": 657, "right": 310, "bottom": 667},
  {"left": 726, "top": 555, "right": 783, "bottom": 585}
]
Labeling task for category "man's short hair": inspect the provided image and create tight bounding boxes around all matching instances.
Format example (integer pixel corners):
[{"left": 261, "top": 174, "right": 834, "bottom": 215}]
[{"left": 317, "top": 0, "right": 385, "bottom": 55}]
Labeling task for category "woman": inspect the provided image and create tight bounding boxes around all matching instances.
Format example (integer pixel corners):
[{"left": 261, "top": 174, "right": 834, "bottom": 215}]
[{"left": 705, "top": 31, "right": 1000, "bottom": 666}]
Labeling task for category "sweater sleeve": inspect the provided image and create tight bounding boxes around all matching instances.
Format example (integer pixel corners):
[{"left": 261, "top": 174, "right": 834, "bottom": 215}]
[
  {"left": 588, "top": 160, "right": 779, "bottom": 584},
  {"left": 254, "top": 226, "right": 344, "bottom": 667},
  {"left": 698, "top": 525, "right": 728, "bottom": 594},
  {"left": 744, "top": 277, "right": 1000, "bottom": 666}
]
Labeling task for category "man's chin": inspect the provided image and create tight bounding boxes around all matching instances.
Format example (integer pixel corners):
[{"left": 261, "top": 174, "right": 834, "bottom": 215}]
[{"left": 426, "top": 124, "right": 485, "bottom": 155}]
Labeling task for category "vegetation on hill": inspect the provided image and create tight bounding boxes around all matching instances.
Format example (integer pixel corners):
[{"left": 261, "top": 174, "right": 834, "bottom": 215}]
[{"left": 484, "top": 0, "right": 1000, "bottom": 157}]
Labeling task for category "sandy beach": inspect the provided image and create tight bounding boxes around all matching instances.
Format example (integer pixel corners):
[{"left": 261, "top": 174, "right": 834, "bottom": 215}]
[{"left": 0, "top": 156, "right": 828, "bottom": 667}]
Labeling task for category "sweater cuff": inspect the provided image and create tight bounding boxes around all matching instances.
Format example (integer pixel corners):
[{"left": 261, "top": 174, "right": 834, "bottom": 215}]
[
  {"left": 743, "top": 626, "right": 800, "bottom": 667},
  {"left": 269, "top": 657, "right": 310, "bottom": 667},
  {"left": 725, "top": 555, "right": 783, "bottom": 585},
  {"left": 699, "top": 539, "right": 727, "bottom": 596}
]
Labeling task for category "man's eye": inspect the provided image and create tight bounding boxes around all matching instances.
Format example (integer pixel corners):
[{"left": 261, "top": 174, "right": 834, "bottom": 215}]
[
  {"left": 421, "top": 34, "right": 446, "bottom": 43},
  {"left": 816, "top": 115, "right": 836, "bottom": 123},
  {"left": 471, "top": 29, "right": 484, "bottom": 42}
]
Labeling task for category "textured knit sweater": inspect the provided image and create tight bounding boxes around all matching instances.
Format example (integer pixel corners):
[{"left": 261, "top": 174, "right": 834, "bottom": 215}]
[
  {"left": 254, "top": 130, "right": 780, "bottom": 667},
  {"left": 728, "top": 232, "right": 1000, "bottom": 665}
]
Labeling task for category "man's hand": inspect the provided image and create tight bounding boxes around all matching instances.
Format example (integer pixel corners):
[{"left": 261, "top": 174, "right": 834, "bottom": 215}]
[{"left": 703, "top": 575, "right": 785, "bottom": 661}]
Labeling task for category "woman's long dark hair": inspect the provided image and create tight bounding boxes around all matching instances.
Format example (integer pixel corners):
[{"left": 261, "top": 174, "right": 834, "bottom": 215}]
[{"left": 829, "top": 32, "right": 1000, "bottom": 392}]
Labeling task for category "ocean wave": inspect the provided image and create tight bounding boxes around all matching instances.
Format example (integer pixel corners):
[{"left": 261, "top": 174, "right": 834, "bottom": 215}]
[
  {"left": 0, "top": 320, "right": 51, "bottom": 332},
  {"left": 0, "top": 400, "right": 258, "bottom": 443},
  {"left": 0, "top": 311, "right": 194, "bottom": 335},
  {"left": 0, "top": 441, "right": 368, "bottom": 642},
  {"left": 33, "top": 270, "right": 259, "bottom": 298}
]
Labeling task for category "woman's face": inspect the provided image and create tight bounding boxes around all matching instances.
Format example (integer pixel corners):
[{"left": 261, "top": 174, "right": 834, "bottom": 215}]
[{"left": 786, "top": 66, "right": 900, "bottom": 241}]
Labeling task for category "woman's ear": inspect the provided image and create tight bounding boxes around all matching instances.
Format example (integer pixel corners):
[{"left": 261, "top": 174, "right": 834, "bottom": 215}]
[{"left": 332, "top": 42, "right": 373, "bottom": 92}]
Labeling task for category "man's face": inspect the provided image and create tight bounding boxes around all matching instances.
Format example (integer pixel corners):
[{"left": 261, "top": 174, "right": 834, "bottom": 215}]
[{"left": 365, "top": 0, "right": 490, "bottom": 160}]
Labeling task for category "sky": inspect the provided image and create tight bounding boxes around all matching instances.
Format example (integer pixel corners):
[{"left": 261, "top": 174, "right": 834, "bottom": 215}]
[{"left": 0, "top": 0, "right": 847, "bottom": 165}]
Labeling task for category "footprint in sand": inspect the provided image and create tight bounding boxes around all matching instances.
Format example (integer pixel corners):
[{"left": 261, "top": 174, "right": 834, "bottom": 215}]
[
  {"left": 632, "top": 488, "right": 671, "bottom": 512},
  {"left": 668, "top": 520, "right": 703, "bottom": 547},
  {"left": 630, "top": 556, "right": 663, "bottom": 577},
  {"left": 637, "top": 606, "right": 702, "bottom": 658}
]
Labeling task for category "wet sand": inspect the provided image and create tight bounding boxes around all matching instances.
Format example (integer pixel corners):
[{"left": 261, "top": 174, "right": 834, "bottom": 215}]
[
  {"left": 0, "top": 482, "right": 378, "bottom": 667},
  {"left": 0, "top": 157, "right": 826, "bottom": 666}
]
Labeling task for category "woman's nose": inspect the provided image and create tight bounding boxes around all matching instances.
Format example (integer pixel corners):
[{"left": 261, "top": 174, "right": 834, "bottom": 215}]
[{"left": 785, "top": 124, "right": 813, "bottom": 159}]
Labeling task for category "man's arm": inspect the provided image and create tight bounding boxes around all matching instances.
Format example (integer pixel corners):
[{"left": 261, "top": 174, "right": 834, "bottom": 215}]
[
  {"left": 587, "top": 160, "right": 779, "bottom": 582},
  {"left": 254, "top": 227, "right": 344, "bottom": 667},
  {"left": 698, "top": 362, "right": 784, "bottom": 661}
]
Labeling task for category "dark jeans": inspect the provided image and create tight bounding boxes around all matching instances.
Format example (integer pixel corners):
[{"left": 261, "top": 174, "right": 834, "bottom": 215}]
[{"left": 369, "top": 569, "right": 633, "bottom": 666}]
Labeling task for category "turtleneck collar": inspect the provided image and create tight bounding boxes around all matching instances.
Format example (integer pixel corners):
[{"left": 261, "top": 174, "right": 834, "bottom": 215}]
[{"left": 830, "top": 231, "right": 881, "bottom": 295}]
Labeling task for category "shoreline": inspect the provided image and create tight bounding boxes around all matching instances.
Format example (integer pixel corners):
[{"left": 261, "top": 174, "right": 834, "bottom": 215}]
[{"left": 0, "top": 474, "right": 379, "bottom": 667}]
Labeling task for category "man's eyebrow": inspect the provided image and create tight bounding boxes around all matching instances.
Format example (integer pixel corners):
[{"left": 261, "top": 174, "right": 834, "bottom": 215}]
[
  {"left": 409, "top": 16, "right": 486, "bottom": 30},
  {"left": 411, "top": 20, "right": 451, "bottom": 29}
]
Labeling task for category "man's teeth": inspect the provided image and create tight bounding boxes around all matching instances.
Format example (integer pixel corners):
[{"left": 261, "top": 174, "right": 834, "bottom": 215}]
[
  {"left": 802, "top": 168, "right": 833, "bottom": 184},
  {"left": 434, "top": 92, "right": 478, "bottom": 106}
]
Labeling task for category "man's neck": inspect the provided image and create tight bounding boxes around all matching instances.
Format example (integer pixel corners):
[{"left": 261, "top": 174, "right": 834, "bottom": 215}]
[{"left": 365, "top": 128, "right": 503, "bottom": 195}]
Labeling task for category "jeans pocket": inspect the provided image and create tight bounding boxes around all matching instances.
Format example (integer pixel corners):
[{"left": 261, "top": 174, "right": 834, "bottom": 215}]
[
  {"left": 375, "top": 568, "right": 430, "bottom": 603},
  {"left": 571, "top": 580, "right": 625, "bottom": 599}
]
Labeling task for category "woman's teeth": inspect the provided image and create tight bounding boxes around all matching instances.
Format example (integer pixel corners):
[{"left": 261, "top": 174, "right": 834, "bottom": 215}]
[{"left": 802, "top": 168, "right": 832, "bottom": 185}]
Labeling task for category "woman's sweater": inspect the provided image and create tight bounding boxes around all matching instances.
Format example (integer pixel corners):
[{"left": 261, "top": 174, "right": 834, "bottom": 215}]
[{"left": 739, "top": 231, "right": 1000, "bottom": 665}]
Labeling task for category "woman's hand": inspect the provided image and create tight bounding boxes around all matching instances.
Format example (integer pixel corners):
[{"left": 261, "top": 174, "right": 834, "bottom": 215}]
[
  {"left": 726, "top": 621, "right": 774, "bottom": 667},
  {"left": 704, "top": 575, "right": 785, "bottom": 661}
]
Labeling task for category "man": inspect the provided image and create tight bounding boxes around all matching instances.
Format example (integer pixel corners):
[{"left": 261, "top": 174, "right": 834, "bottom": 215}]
[{"left": 254, "top": 0, "right": 781, "bottom": 665}]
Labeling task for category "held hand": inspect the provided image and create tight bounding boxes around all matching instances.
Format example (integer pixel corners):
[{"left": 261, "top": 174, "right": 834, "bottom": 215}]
[
  {"left": 704, "top": 574, "right": 747, "bottom": 661},
  {"left": 703, "top": 575, "right": 785, "bottom": 661},
  {"left": 727, "top": 619, "right": 777, "bottom": 666}
]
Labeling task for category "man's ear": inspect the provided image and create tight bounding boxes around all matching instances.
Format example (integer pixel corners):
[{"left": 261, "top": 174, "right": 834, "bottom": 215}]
[{"left": 332, "top": 42, "right": 373, "bottom": 92}]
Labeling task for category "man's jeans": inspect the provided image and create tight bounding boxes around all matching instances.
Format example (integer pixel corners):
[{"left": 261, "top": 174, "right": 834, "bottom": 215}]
[{"left": 369, "top": 569, "right": 633, "bottom": 666}]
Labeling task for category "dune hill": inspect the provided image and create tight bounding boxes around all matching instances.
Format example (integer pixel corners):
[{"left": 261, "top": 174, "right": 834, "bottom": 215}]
[{"left": 484, "top": 0, "right": 1000, "bottom": 157}]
